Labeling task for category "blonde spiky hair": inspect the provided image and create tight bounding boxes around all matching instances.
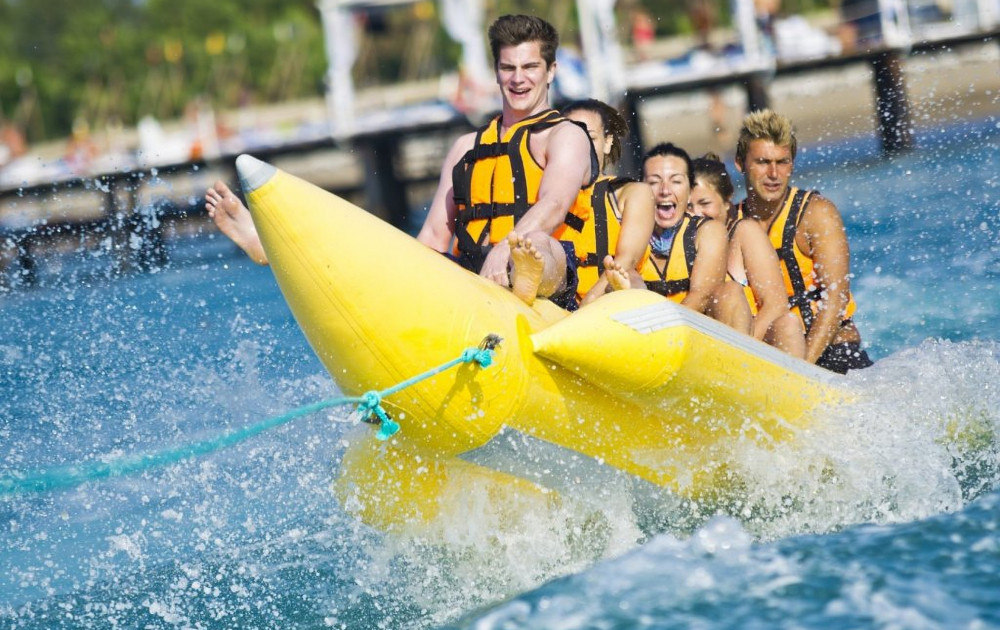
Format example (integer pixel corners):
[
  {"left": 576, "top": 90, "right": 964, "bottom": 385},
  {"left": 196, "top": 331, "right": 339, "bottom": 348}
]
[{"left": 736, "top": 109, "right": 797, "bottom": 165}]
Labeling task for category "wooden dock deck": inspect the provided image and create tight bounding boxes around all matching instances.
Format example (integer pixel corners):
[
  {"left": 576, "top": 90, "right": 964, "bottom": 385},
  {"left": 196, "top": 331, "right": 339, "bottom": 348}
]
[{"left": 1, "top": 28, "right": 997, "bottom": 289}]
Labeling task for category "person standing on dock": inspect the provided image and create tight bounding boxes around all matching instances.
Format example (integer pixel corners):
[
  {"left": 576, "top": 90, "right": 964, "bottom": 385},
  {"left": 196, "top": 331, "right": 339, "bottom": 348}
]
[
  {"left": 733, "top": 109, "right": 872, "bottom": 373},
  {"left": 416, "top": 14, "right": 597, "bottom": 309}
]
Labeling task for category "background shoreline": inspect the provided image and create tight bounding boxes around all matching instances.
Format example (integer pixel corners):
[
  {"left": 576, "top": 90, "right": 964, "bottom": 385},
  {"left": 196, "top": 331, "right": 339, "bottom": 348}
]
[
  {"left": 0, "top": 41, "right": 996, "bottom": 287},
  {"left": 636, "top": 41, "right": 999, "bottom": 159}
]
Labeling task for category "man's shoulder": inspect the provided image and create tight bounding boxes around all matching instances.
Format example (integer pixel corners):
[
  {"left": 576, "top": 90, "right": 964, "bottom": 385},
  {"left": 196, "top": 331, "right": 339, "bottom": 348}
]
[
  {"left": 541, "top": 118, "right": 591, "bottom": 150},
  {"left": 801, "top": 189, "right": 842, "bottom": 221},
  {"left": 530, "top": 117, "right": 591, "bottom": 157},
  {"left": 456, "top": 129, "right": 479, "bottom": 146},
  {"left": 551, "top": 116, "right": 589, "bottom": 134},
  {"left": 798, "top": 188, "right": 847, "bottom": 242},
  {"left": 691, "top": 215, "right": 727, "bottom": 242},
  {"left": 447, "top": 131, "right": 479, "bottom": 156},
  {"left": 803, "top": 189, "right": 835, "bottom": 206},
  {"left": 524, "top": 112, "right": 584, "bottom": 136}
]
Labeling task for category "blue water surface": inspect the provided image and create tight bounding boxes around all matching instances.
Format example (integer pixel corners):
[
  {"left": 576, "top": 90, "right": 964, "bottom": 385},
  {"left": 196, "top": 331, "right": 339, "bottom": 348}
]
[{"left": 1, "top": 117, "right": 999, "bottom": 629}]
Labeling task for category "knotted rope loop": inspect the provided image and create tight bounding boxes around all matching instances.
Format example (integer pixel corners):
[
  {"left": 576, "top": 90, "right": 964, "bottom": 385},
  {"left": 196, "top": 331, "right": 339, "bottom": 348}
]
[
  {"left": 460, "top": 347, "right": 494, "bottom": 368},
  {"left": 356, "top": 390, "right": 400, "bottom": 440},
  {"left": 2, "top": 334, "right": 503, "bottom": 496}
]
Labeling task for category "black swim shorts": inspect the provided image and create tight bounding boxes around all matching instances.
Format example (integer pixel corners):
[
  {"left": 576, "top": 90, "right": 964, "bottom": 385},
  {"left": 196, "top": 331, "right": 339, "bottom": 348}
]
[
  {"left": 449, "top": 241, "right": 580, "bottom": 311},
  {"left": 815, "top": 341, "right": 874, "bottom": 374},
  {"left": 546, "top": 240, "right": 580, "bottom": 312}
]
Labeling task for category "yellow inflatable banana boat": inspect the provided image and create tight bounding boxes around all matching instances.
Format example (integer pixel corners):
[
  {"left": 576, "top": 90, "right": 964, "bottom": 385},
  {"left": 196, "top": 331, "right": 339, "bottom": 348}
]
[{"left": 236, "top": 154, "right": 846, "bottom": 533}]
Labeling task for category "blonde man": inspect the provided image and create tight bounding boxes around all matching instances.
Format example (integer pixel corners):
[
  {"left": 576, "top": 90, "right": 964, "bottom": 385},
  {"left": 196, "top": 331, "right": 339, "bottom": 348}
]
[{"left": 733, "top": 109, "right": 872, "bottom": 373}]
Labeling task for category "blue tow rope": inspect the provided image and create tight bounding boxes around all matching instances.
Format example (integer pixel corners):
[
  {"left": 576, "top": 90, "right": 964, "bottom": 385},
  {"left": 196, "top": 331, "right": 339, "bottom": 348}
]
[{"left": 0, "top": 336, "right": 500, "bottom": 497}]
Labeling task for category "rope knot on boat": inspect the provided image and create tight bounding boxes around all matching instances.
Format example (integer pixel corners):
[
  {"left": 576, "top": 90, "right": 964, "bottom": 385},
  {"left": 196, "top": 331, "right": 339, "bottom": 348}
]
[
  {"left": 357, "top": 391, "right": 400, "bottom": 440},
  {"left": 0, "top": 334, "right": 505, "bottom": 496},
  {"left": 460, "top": 347, "right": 494, "bottom": 368},
  {"left": 355, "top": 333, "right": 502, "bottom": 441}
]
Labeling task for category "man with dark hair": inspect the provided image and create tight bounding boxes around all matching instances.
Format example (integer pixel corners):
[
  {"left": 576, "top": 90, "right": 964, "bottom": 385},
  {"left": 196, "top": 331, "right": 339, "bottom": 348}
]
[
  {"left": 734, "top": 109, "right": 873, "bottom": 373},
  {"left": 416, "top": 14, "right": 596, "bottom": 308},
  {"left": 207, "top": 15, "right": 594, "bottom": 311},
  {"left": 487, "top": 12, "right": 559, "bottom": 67}
]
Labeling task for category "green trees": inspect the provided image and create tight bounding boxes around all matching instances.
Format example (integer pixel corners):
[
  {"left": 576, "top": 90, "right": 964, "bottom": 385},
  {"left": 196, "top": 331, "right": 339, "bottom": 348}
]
[
  {"left": 0, "top": 0, "right": 832, "bottom": 142},
  {"left": 0, "top": 0, "right": 325, "bottom": 141}
]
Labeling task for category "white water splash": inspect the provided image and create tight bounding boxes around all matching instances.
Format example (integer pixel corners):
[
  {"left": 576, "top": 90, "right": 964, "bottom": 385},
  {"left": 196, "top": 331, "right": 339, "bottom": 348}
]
[
  {"left": 726, "top": 339, "right": 1000, "bottom": 540},
  {"left": 345, "top": 471, "right": 646, "bottom": 628}
]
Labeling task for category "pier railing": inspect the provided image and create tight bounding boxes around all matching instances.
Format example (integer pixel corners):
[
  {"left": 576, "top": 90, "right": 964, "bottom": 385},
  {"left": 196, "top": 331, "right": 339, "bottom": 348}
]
[
  {"left": 0, "top": 118, "right": 470, "bottom": 288},
  {"left": 1, "top": 27, "right": 996, "bottom": 289},
  {"left": 619, "top": 27, "right": 1000, "bottom": 173}
]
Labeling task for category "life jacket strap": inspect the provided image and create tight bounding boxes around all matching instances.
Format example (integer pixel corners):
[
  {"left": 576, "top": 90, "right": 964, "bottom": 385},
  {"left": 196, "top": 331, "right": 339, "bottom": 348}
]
[
  {"left": 780, "top": 188, "right": 815, "bottom": 331},
  {"left": 645, "top": 278, "right": 690, "bottom": 296},
  {"left": 456, "top": 202, "right": 522, "bottom": 224}
]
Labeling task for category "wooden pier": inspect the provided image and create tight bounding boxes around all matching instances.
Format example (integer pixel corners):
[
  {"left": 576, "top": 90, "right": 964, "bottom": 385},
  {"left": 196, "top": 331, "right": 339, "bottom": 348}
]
[
  {"left": 1, "top": 28, "right": 997, "bottom": 289},
  {"left": 620, "top": 27, "right": 999, "bottom": 172},
  {"left": 0, "top": 117, "right": 469, "bottom": 288}
]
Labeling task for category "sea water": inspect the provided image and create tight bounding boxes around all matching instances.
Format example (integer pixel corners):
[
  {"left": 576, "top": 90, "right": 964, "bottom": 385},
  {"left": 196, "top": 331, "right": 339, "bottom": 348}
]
[{"left": 1, "top": 118, "right": 998, "bottom": 629}]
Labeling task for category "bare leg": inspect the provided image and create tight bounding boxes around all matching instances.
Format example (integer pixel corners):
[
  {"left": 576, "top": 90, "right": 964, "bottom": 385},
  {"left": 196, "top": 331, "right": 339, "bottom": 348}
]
[
  {"left": 205, "top": 180, "right": 268, "bottom": 265},
  {"left": 706, "top": 281, "right": 752, "bottom": 335},
  {"left": 603, "top": 255, "right": 632, "bottom": 292},
  {"left": 763, "top": 311, "right": 807, "bottom": 359}
]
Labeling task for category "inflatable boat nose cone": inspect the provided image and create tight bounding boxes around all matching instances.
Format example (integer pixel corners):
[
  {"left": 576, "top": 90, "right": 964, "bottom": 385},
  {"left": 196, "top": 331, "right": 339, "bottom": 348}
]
[{"left": 236, "top": 154, "right": 277, "bottom": 194}]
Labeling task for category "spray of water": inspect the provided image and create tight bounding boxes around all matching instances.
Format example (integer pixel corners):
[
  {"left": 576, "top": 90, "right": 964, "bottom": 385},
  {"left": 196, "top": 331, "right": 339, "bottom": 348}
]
[{"left": 695, "top": 340, "right": 1000, "bottom": 542}]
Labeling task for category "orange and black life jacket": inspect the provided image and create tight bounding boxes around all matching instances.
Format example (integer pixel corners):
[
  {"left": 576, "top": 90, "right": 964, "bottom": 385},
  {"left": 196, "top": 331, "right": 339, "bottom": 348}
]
[
  {"left": 737, "top": 187, "right": 857, "bottom": 332},
  {"left": 639, "top": 214, "right": 706, "bottom": 303},
  {"left": 557, "top": 175, "right": 633, "bottom": 300},
  {"left": 451, "top": 109, "right": 598, "bottom": 271}
]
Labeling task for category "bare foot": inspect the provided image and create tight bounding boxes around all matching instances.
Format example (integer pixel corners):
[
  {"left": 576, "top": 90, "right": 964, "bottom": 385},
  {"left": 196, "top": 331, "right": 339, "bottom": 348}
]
[
  {"left": 603, "top": 255, "right": 631, "bottom": 292},
  {"left": 508, "top": 231, "right": 544, "bottom": 306},
  {"left": 205, "top": 180, "right": 268, "bottom": 265}
]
